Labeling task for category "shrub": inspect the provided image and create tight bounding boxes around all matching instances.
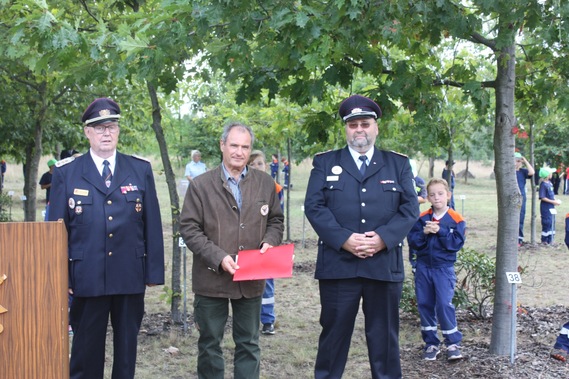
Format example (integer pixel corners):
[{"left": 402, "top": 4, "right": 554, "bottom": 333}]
[
  {"left": 0, "top": 192, "right": 12, "bottom": 222},
  {"left": 401, "top": 247, "right": 496, "bottom": 320}
]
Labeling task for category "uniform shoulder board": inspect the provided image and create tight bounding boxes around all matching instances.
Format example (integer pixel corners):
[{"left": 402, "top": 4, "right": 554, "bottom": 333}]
[
  {"left": 390, "top": 150, "right": 408, "bottom": 158},
  {"left": 315, "top": 149, "right": 333, "bottom": 156},
  {"left": 132, "top": 154, "right": 150, "bottom": 163},
  {"left": 55, "top": 157, "right": 75, "bottom": 167}
]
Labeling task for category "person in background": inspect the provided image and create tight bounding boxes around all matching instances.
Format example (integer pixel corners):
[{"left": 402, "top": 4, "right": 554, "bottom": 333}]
[
  {"left": 550, "top": 218, "right": 569, "bottom": 362},
  {"left": 408, "top": 158, "right": 427, "bottom": 270},
  {"left": 270, "top": 154, "right": 279, "bottom": 181},
  {"left": 60, "top": 148, "right": 79, "bottom": 160},
  {"left": 0, "top": 159, "right": 6, "bottom": 190},
  {"left": 515, "top": 152, "right": 534, "bottom": 246},
  {"left": 185, "top": 149, "right": 207, "bottom": 180},
  {"left": 39, "top": 158, "right": 57, "bottom": 220},
  {"left": 538, "top": 166, "right": 561, "bottom": 245},
  {"left": 48, "top": 97, "right": 165, "bottom": 379},
  {"left": 180, "top": 122, "right": 284, "bottom": 379},
  {"left": 281, "top": 157, "right": 291, "bottom": 188},
  {"left": 248, "top": 150, "right": 284, "bottom": 335},
  {"left": 304, "top": 94, "right": 419, "bottom": 379},
  {"left": 408, "top": 178, "right": 466, "bottom": 361},
  {"left": 442, "top": 160, "right": 456, "bottom": 209}
]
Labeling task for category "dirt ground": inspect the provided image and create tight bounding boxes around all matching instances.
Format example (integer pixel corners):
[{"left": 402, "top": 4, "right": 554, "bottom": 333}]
[{"left": 132, "top": 240, "right": 569, "bottom": 379}]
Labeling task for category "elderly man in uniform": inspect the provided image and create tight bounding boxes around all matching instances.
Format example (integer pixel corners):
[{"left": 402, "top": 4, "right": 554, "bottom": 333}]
[
  {"left": 304, "top": 94, "right": 419, "bottom": 379},
  {"left": 180, "top": 122, "right": 284, "bottom": 379},
  {"left": 48, "top": 97, "right": 165, "bottom": 379}
]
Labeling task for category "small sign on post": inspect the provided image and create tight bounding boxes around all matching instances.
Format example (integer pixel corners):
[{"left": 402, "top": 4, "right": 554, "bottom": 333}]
[{"left": 505, "top": 271, "right": 522, "bottom": 365}]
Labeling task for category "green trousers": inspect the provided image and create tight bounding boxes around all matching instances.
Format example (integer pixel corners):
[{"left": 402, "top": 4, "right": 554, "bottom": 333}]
[{"left": 194, "top": 294, "right": 262, "bottom": 379}]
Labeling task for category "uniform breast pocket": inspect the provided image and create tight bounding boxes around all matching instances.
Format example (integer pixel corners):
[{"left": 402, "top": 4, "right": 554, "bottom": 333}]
[
  {"left": 70, "top": 196, "right": 93, "bottom": 225},
  {"left": 323, "top": 181, "right": 345, "bottom": 210},
  {"left": 125, "top": 192, "right": 144, "bottom": 221},
  {"left": 381, "top": 183, "right": 403, "bottom": 209}
]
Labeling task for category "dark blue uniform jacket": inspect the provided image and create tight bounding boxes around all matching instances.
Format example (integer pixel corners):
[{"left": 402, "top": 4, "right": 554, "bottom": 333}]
[
  {"left": 48, "top": 152, "right": 165, "bottom": 297},
  {"left": 304, "top": 147, "right": 419, "bottom": 282}
]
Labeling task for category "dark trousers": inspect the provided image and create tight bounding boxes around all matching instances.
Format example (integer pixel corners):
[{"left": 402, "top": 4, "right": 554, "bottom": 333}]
[
  {"left": 69, "top": 294, "right": 144, "bottom": 379},
  {"left": 315, "top": 278, "right": 403, "bottom": 379},
  {"left": 415, "top": 265, "right": 462, "bottom": 347},
  {"left": 194, "top": 294, "right": 262, "bottom": 379}
]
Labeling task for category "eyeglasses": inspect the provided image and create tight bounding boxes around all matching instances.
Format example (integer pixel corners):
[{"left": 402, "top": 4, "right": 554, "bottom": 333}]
[
  {"left": 346, "top": 121, "right": 374, "bottom": 129},
  {"left": 89, "top": 123, "right": 119, "bottom": 134}
]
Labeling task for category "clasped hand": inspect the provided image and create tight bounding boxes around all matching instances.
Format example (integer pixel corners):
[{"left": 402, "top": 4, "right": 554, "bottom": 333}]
[{"left": 342, "top": 231, "right": 385, "bottom": 259}]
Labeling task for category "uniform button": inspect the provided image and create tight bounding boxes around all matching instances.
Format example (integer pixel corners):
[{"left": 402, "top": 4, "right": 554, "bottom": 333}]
[
  {"left": 136, "top": 198, "right": 140, "bottom": 202},
  {"left": 239, "top": 245, "right": 244, "bottom": 251},
  {"left": 361, "top": 219, "right": 366, "bottom": 223},
  {"left": 109, "top": 233, "right": 113, "bottom": 238},
  {"left": 361, "top": 202, "right": 365, "bottom": 207},
  {"left": 107, "top": 200, "right": 112, "bottom": 205},
  {"left": 330, "top": 185, "right": 334, "bottom": 189},
  {"left": 108, "top": 252, "right": 113, "bottom": 256},
  {"left": 77, "top": 200, "right": 82, "bottom": 205},
  {"left": 362, "top": 188, "right": 367, "bottom": 192},
  {"left": 108, "top": 216, "right": 113, "bottom": 221},
  {"left": 392, "top": 187, "right": 396, "bottom": 191},
  {"left": 240, "top": 223, "right": 245, "bottom": 229}
]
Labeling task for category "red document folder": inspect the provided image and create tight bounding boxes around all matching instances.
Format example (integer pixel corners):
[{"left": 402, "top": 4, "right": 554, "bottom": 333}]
[{"left": 233, "top": 243, "right": 295, "bottom": 281}]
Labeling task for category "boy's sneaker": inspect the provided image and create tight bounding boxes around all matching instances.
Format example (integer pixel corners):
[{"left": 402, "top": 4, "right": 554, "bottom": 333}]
[
  {"left": 447, "top": 344, "right": 463, "bottom": 361},
  {"left": 423, "top": 345, "right": 440, "bottom": 360},
  {"left": 261, "top": 323, "right": 275, "bottom": 335}
]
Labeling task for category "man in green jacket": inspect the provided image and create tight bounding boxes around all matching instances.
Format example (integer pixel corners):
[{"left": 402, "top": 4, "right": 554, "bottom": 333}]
[{"left": 180, "top": 122, "right": 284, "bottom": 379}]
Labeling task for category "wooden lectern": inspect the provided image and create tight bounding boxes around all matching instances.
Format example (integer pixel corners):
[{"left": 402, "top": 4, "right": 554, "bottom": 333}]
[{"left": 0, "top": 221, "right": 69, "bottom": 379}]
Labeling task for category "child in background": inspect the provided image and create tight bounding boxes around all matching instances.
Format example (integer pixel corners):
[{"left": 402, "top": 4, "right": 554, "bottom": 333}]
[
  {"left": 248, "top": 150, "right": 284, "bottom": 335},
  {"left": 408, "top": 178, "right": 466, "bottom": 361},
  {"left": 538, "top": 167, "right": 561, "bottom": 245},
  {"left": 270, "top": 154, "right": 279, "bottom": 180},
  {"left": 549, "top": 214, "right": 569, "bottom": 362},
  {"left": 408, "top": 159, "right": 427, "bottom": 270},
  {"left": 281, "top": 157, "right": 291, "bottom": 189}
]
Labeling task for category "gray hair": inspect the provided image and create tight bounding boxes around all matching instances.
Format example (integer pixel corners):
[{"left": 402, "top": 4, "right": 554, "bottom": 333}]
[
  {"left": 221, "top": 122, "right": 255, "bottom": 146},
  {"left": 191, "top": 150, "right": 201, "bottom": 158}
]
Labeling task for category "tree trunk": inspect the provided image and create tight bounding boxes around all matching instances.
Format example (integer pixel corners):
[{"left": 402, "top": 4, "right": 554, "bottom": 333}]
[
  {"left": 146, "top": 81, "right": 183, "bottom": 323},
  {"left": 489, "top": 42, "right": 519, "bottom": 356},
  {"left": 428, "top": 156, "right": 435, "bottom": 178}
]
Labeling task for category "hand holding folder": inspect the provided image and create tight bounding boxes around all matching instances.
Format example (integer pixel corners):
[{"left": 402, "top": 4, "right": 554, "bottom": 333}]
[{"left": 233, "top": 243, "right": 295, "bottom": 281}]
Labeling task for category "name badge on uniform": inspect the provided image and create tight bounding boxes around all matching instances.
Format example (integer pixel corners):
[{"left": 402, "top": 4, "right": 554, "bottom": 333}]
[
  {"left": 326, "top": 175, "right": 339, "bottom": 181},
  {"left": 73, "top": 188, "right": 89, "bottom": 196}
]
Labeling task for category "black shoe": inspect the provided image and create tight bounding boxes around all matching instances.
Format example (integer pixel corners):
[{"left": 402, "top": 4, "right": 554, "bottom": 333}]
[{"left": 261, "top": 323, "right": 275, "bottom": 335}]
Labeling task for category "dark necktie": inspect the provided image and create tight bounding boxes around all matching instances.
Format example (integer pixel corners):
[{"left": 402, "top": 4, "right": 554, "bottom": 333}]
[
  {"left": 102, "top": 160, "right": 112, "bottom": 188},
  {"left": 359, "top": 155, "right": 367, "bottom": 176}
]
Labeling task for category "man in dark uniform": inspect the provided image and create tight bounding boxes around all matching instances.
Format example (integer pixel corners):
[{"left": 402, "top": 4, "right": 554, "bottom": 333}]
[
  {"left": 48, "top": 98, "right": 165, "bottom": 379},
  {"left": 304, "top": 94, "right": 419, "bottom": 379}
]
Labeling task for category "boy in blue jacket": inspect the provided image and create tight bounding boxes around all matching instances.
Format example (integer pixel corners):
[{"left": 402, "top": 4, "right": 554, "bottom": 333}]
[{"left": 408, "top": 178, "right": 466, "bottom": 361}]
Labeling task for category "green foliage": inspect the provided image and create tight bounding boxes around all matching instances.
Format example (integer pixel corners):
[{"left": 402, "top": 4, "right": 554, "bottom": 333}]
[
  {"left": 0, "top": 192, "right": 13, "bottom": 222},
  {"left": 454, "top": 247, "right": 496, "bottom": 319},
  {"left": 401, "top": 247, "right": 496, "bottom": 320},
  {"left": 159, "top": 285, "right": 181, "bottom": 306}
]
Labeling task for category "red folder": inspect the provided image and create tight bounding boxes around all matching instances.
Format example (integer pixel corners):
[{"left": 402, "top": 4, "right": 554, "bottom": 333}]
[{"left": 233, "top": 244, "right": 295, "bottom": 281}]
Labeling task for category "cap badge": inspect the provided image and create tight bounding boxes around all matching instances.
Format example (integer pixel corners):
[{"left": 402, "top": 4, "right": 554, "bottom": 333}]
[
  {"left": 99, "top": 109, "right": 111, "bottom": 117},
  {"left": 331, "top": 166, "right": 343, "bottom": 175},
  {"left": 350, "top": 108, "right": 363, "bottom": 114}
]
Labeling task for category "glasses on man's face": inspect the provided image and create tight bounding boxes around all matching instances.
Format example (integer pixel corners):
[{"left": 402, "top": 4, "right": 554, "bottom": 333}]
[
  {"left": 346, "top": 121, "right": 374, "bottom": 129},
  {"left": 90, "top": 122, "right": 119, "bottom": 134}
]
